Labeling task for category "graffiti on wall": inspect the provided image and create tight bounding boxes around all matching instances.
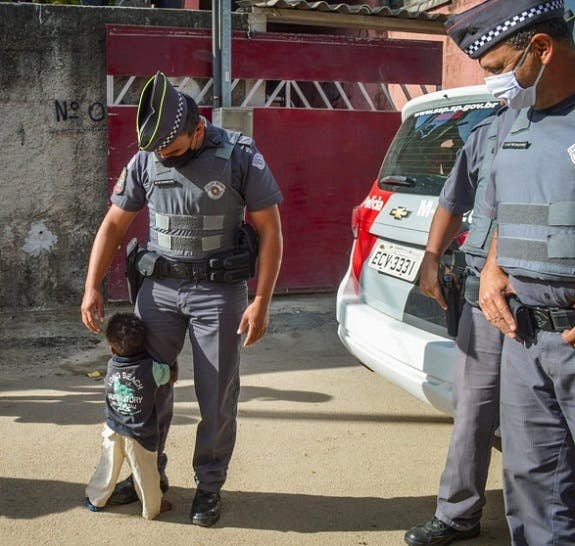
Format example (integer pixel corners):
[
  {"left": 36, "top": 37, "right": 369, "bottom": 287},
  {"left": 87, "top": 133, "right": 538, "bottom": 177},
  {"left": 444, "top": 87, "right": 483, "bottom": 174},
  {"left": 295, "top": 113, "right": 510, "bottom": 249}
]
[{"left": 55, "top": 100, "right": 106, "bottom": 123}]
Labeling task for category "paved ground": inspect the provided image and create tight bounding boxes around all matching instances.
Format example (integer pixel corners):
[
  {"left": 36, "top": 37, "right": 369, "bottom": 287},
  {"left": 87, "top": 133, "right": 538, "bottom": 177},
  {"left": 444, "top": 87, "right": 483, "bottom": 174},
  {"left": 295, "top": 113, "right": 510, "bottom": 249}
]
[{"left": 0, "top": 294, "right": 509, "bottom": 545}]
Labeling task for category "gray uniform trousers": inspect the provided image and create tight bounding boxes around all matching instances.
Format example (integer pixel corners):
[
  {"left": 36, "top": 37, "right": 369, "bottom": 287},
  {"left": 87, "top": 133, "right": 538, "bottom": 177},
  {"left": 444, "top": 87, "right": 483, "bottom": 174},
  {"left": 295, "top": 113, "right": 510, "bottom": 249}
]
[
  {"left": 501, "top": 331, "right": 575, "bottom": 546},
  {"left": 435, "top": 302, "right": 504, "bottom": 530},
  {"left": 136, "top": 276, "right": 247, "bottom": 493}
]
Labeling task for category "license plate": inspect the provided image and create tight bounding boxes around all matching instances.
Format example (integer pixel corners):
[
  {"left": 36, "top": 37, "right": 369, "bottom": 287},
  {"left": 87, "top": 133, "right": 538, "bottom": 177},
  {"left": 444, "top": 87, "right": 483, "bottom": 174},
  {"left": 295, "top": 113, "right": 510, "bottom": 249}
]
[{"left": 367, "top": 241, "right": 425, "bottom": 282}]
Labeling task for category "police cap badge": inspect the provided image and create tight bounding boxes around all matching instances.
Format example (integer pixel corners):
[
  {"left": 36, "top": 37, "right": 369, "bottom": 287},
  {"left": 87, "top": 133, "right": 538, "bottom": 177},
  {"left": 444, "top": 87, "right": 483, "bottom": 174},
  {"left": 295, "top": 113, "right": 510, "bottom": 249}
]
[{"left": 446, "top": 0, "right": 565, "bottom": 59}]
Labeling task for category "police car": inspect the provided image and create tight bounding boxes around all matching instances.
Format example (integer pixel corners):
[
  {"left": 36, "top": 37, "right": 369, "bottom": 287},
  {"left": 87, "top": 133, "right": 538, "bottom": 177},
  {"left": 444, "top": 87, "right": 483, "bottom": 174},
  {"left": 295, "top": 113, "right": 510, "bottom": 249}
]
[{"left": 336, "top": 86, "right": 500, "bottom": 416}]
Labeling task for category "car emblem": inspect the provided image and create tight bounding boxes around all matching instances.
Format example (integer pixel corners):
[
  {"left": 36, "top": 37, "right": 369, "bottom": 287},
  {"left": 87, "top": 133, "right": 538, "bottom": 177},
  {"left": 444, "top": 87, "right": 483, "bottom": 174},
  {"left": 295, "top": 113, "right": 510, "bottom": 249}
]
[{"left": 389, "top": 206, "right": 411, "bottom": 220}]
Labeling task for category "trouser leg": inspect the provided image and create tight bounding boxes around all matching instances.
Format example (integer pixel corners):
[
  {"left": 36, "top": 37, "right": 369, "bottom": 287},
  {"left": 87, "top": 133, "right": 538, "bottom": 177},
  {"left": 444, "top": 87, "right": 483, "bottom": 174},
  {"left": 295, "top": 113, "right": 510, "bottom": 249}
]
[
  {"left": 436, "top": 303, "right": 503, "bottom": 530},
  {"left": 181, "top": 282, "right": 247, "bottom": 492},
  {"left": 136, "top": 278, "right": 188, "bottom": 465},
  {"left": 124, "top": 437, "right": 163, "bottom": 520},
  {"left": 155, "top": 385, "right": 174, "bottom": 458},
  {"left": 501, "top": 332, "right": 575, "bottom": 546},
  {"left": 85, "top": 425, "right": 126, "bottom": 507}
]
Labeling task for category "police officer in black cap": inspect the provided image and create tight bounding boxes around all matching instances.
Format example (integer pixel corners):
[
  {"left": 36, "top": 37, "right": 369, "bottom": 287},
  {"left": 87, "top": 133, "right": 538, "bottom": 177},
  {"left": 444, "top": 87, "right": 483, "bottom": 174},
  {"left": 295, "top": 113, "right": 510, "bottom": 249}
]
[
  {"left": 81, "top": 71, "right": 283, "bottom": 527},
  {"left": 444, "top": 1, "right": 575, "bottom": 545}
]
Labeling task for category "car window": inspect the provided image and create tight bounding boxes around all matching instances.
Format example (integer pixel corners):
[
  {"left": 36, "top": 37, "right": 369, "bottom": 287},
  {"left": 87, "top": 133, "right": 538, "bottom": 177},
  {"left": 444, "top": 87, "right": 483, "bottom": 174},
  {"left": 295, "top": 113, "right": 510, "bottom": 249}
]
[{"left": 377, "top": 100, "right": 500, "bottom": 196}]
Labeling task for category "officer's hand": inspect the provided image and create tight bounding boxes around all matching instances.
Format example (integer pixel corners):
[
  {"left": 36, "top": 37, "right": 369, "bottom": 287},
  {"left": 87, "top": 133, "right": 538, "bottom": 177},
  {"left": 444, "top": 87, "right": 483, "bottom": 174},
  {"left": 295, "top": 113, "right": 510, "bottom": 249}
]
[
  {"left": 479, "top": 261, "right": 516, "bottom": 337},
  {"left": 419, "top": 251, "right": 447, "bottom": 310},
  {"left": 561, "top": 327, "right": 575, "bottom": 349},
  {"left": 81, "top": 288, "right": 105, "bottom": 334},
  {"left": 237, "top": 297, "right": 269, "bottom": 347}
]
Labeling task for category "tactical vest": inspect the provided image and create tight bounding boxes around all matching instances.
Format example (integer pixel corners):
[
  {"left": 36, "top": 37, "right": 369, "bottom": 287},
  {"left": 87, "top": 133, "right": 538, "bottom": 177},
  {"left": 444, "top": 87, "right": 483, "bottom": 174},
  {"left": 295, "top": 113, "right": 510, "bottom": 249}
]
[
  {"left": 495, "top": 103, "right": 575, "bottom": 280},
  {"left": 460, "top": 115, "right": 500, "bottom": 262},
  {"left": 105, "top": 354, "right": 161, "bottom": 451},
  {"left": 144, "top": 130, "right": 246, "bottom": 261}
]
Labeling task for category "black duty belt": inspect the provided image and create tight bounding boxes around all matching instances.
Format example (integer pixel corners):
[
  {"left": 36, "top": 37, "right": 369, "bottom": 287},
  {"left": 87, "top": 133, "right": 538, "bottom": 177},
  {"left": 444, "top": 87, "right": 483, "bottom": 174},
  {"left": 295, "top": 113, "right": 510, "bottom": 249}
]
[
  {"left": 136, "top": 251, "right": 253, "bottom": 284},
  {"left": 163, "top": 257, "right": 252, "bottom": 283},
  {"left": 528, "top": 306, "right": 575, "bottom": 332},
  {"left": 164, "top": 260, "right": 209, "bottom": 281},
  {"left": 465, "top": 278, "right": 575, "bottom": 332},
  {"left": 508, "top": 295, "right": 575, "bottom": 342}
]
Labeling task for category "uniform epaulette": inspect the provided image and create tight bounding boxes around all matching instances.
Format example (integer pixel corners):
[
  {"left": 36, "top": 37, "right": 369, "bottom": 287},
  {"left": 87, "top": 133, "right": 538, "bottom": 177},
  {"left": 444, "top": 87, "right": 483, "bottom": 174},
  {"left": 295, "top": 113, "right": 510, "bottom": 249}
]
[
  {"left": 237, "top": 135, "right": 254, "bottom": 150},
  {"left": 216, "top": 131, "right": 241, "bottom": 160},
  {"left": 469, "top": 105, "right": 505, "bottom": 135}
]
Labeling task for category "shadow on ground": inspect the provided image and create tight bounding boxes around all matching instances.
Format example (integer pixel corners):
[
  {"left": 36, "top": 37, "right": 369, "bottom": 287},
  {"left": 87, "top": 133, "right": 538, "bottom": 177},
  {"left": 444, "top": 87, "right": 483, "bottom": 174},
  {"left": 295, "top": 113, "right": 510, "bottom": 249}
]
[
  {"left": 0, "top": 375, "right": 452, "bottom": 428},
  {"left": 0, "top": 476, "right": 504, "bottom": 535}
]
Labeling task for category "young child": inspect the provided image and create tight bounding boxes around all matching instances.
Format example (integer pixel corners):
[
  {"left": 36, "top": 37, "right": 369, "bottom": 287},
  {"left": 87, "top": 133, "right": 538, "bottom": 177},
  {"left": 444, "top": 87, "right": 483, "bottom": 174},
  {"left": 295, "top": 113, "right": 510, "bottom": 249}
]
[{"left": 85, "top": 312, "right": 173, "bottom": 519}]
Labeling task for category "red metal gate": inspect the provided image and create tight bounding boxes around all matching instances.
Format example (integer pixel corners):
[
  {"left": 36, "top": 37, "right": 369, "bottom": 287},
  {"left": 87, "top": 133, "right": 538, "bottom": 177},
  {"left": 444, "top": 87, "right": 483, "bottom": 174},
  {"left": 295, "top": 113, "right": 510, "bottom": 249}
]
[{"left": 106, "top": 25, "right": 442, "bottom": 299}]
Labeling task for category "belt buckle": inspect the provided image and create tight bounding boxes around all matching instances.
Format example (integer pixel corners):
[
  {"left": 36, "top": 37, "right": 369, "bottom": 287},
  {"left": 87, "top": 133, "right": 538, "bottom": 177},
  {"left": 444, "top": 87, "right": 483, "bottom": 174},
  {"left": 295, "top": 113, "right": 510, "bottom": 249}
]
[
  {"left": 532, "top": 309, "right": 554, "bottom": 332},
  {"left": 168, "top": 261, "right": 190, "bottom": 279}
]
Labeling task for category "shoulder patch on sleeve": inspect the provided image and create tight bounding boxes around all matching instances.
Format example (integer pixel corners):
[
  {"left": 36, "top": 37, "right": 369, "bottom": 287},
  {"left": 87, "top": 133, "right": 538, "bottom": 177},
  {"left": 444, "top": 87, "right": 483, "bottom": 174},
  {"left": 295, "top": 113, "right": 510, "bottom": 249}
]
[
  {"left": 114, "top": 167, "right": 127, "bottom": 195},
  {"left": 252, "top": 153, "right": 266, "bottom": 170}
]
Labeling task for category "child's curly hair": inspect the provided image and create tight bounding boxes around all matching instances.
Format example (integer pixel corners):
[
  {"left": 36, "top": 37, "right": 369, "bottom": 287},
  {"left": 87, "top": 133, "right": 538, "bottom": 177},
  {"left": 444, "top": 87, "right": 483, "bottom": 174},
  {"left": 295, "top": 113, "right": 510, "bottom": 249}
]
[{"left": 105, "top": 313, "right": 146, "bottom": 357}]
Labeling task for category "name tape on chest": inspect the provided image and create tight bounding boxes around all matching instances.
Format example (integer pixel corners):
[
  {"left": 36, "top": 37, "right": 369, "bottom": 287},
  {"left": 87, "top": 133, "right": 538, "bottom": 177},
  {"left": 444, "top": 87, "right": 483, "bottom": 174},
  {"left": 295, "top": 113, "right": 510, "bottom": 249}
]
[{"left": 502, "top": 141, "right": 531, "bottom": 150}]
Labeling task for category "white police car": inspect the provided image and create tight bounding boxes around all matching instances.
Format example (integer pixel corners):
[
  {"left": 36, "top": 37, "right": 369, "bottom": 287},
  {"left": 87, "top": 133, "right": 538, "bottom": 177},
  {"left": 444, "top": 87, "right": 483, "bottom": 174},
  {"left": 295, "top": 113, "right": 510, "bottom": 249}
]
[{"left": 336, "top": 86, "right": 499, "bottom": 416}]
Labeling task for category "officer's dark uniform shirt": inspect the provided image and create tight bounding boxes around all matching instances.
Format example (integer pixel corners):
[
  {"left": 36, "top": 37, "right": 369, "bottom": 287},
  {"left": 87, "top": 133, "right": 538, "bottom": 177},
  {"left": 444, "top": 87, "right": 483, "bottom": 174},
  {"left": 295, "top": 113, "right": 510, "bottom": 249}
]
[
  {"left": 438, "top": 107, "right": 519, "bottom": 273},
  {"left": 112, "top": 121, "right": 282, "bottom": 216},
  {"left": 484, "top": 93, "right": 575, "bottom": 308},
  {"left": 439, "top": 118, "right": 492, "bottom": 216}
]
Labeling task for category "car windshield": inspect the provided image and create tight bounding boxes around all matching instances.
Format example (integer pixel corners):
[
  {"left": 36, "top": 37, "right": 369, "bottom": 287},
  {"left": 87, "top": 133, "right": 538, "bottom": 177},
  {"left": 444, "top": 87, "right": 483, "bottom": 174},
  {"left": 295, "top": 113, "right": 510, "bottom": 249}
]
[{"left": 378, "top": 100, "right": 500, "bottom": 196}]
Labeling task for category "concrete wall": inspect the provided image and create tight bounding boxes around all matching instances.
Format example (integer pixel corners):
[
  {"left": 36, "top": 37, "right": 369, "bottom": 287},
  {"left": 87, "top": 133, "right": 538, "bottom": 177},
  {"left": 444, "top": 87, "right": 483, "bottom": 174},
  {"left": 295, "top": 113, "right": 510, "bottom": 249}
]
[
  {"left": 0, "top": 3, "right": 239, "bottom": 310},
  {"left": 0, "top": 2, "right": 485, "bottom": 312}
]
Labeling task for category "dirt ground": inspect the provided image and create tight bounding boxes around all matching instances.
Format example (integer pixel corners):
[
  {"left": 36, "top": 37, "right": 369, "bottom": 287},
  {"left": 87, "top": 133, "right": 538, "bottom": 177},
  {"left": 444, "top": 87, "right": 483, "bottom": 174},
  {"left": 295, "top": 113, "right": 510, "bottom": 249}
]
[{"left": 0, "top": 294, "right": 509, "bottom": 545}]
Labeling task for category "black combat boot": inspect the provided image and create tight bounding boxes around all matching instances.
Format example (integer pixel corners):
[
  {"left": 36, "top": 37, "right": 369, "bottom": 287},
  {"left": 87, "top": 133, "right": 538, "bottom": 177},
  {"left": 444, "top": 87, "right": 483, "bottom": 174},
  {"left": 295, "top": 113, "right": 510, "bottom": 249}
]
[
  {"left": 404, "top": 517, "right": 480, "bottom": 546},
  {"left": 189, "top": 489, "right": 221, "bottom": 527}
]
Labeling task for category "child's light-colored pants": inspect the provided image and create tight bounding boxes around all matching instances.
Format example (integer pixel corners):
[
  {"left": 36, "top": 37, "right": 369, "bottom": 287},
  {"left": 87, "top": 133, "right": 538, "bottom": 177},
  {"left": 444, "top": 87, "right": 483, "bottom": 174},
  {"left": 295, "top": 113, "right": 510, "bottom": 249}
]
[{"left": 86, "top": 424, "right": 163, "bottom": 520}]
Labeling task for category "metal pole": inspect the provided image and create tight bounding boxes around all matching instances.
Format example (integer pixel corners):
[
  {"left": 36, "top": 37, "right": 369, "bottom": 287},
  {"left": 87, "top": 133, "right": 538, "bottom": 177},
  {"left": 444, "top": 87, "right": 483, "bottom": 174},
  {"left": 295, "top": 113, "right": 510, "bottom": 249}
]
[
  {"left": 212, "top": 0, "right": 222, "bottom": 108},
  {"left": 221, "top": 0, "right": 232, "bottom": 107}
]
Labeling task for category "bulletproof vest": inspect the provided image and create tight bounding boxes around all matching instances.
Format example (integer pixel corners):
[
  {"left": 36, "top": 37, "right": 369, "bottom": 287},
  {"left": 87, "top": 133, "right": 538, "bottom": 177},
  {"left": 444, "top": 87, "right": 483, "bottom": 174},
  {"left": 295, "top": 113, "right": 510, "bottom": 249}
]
[
  {"left": 462, "top": 107, "right": 518, "bottom": 270},
  {"left": 145, "top": 130, "right": 245, "bottom": 261},
  {"left": 460, "top": 116, "right": 500, "bottom": 263},
  {"left": 495, "top": 103, "right": 575, "bottom": 280},
  {"left": 105, "top": 354, "right": 160, "bottom": 452}
]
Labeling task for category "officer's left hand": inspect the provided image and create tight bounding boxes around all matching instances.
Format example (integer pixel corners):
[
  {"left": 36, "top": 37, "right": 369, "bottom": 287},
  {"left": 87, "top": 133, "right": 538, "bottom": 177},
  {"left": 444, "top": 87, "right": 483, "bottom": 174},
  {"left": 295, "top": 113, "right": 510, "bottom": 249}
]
[
  {"left": 237, "top": 296, "right": 269, "bottom": 347},
  {"left": 561, "top": 327, "right": 575, "bottom": 349}
]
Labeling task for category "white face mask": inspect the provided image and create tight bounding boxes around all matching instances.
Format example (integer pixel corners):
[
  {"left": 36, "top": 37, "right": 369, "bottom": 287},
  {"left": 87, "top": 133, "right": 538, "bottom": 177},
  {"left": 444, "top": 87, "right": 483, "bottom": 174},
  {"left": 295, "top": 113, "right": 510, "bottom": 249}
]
[{"left": 484, "top": 43, "right": 546, "bottom": 109}]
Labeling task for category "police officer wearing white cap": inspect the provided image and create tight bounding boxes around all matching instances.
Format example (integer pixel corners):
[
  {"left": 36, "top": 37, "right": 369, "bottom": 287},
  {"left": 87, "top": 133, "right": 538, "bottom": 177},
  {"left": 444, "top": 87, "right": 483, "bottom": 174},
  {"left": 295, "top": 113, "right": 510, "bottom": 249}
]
[
  {"left": 81, "top": 71, "right": 283, "bottom": 527},
  {"left": 445, "top": 1, "right": 575, "bottom": 544}
]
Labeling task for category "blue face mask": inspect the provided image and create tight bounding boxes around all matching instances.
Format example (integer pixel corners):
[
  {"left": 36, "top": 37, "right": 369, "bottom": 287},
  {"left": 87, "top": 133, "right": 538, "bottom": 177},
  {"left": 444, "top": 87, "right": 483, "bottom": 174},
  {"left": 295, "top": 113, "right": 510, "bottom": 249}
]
[{"left": 484, "top": 43, "right": 546, "bottom": 109}]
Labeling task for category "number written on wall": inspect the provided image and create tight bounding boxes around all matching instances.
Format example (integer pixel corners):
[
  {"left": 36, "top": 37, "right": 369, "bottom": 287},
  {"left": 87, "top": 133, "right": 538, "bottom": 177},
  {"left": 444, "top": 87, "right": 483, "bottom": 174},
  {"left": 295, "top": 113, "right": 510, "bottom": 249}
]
[{"left": 55, "top": 100, "right": 106, "bottom": 122}]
